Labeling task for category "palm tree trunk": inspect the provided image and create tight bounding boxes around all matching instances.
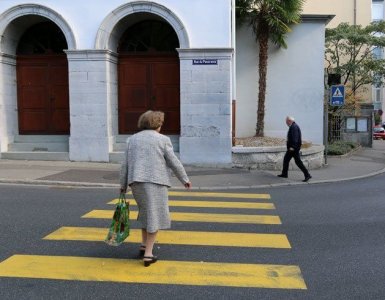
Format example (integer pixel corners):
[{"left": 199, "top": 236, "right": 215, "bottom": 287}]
[{"left": 256, "top": 30, "right": 269, "bottom": 137}]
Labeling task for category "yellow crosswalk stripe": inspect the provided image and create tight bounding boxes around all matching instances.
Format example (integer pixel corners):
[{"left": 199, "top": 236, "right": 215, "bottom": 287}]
[
  {"left": 82, "top": 210, "right": 281, "bottom": 225},
  {"left": 108, "top": 199, "right": 275, "bottom": 210},
  {"left": 44, "top": 227, "right": 291, "bottom": 248},
  {"left": 0, "top": 255, "right": 307, "bottom": 289},
  {"left": 126, "top": 191, "right": 270, "bottom": 199}
]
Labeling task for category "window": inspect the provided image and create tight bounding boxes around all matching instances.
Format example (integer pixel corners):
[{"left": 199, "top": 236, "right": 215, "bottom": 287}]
[
  {"left": 373, "top": 87, "right": 382, "bottom": 102},
  {"left": 118, "top": 20, "right": 179, "bottom": 53},
  {"left": 373, "top": 1, "right": 384, "bottom": 21},
  {"left": 17, "top": 21, "right": 68, "bottom": 55}
]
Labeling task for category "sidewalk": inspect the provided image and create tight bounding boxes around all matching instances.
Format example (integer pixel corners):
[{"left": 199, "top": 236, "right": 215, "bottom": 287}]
[{"left": 0, "top": 141, "right": 384, "bottom": 190}]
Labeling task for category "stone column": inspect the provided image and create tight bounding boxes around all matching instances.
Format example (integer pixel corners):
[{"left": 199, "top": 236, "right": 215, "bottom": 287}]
[
  {"left": 178, "top": 48, "right": 233, "bottom": 165},
  {"left": 0, "top": 53, "right": 18, "bottom": 153},
  {"left": 65, "top": 50, "right": 118, "bottom": 162}
]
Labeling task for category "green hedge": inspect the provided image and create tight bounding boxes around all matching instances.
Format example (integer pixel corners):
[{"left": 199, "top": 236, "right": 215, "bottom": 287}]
[{"left": 327, "top": 141, "right": 358, "bottom": 155}]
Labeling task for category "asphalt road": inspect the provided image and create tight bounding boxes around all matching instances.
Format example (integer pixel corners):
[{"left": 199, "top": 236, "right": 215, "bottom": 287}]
[{"left": 0, "top": 173, "right": 384, "bottom": 299}]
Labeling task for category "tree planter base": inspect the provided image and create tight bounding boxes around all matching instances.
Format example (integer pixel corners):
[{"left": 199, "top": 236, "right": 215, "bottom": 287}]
[{"left": 232, "top": 145, "right": 325, "bottom": 170}]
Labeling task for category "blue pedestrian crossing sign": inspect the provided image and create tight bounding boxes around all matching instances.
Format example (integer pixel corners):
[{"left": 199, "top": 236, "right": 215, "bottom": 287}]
[{"left": 330, "top": 85, "right": 345, "bottom": 106}]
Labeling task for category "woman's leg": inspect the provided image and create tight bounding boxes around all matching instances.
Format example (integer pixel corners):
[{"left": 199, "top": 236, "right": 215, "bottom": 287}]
[
  {"left": 144, "top": 230, "right": 158, "bottom": 258},
  {"left": 138, "top": 229, "right": 147, "bottom": 254},
  {"left": 141, "top": 229, "right": 147, "bottom": 245}
]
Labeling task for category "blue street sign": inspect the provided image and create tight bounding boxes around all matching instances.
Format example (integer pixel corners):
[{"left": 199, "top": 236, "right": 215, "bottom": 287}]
[{"left": 330, "top": 85, "right": 345, "bottom": 106}]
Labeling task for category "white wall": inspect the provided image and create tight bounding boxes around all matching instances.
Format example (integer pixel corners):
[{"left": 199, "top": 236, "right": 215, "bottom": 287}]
[
  {"left": 0, "top": 0, "right": 231, "bottom": 49},
  {"left": 236, "top": 20, "right": 326, "bottom": 145}
]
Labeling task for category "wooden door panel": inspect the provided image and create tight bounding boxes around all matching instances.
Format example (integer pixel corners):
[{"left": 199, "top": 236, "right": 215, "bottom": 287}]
[
  {"left": 50, "top": 66, "right": 68, "bottom": 84},
  {"left": 18, "top": 66, "right": 46, "bottom": 84},
  {"left": 118, "top": 55, "right": 180, "bottom": 134},
  {"left": 120, "top": 63, "right": 147, "bottom": 84},
  {"left": 153, "top": 87, "right": 179, "bottom": 109},
  {"left": 119, "top": 60, "right": 146, "bottom": 133},
  {"left": 49, "top": 60, "right": 69, "bottom": 136},
  {"left": 51, "top": 110, "right": 69, "bottom": 133},
  {"left": 17, "top": 55, "right": 69, "bottom": 134},
  {"left": 51, "top": 85, "right": 69, "bottom": 108},
  {"left": 19, "top": 112, "right": 47, "bottom": 132},
  {"left": 152, "top": 60, "right": 180, "bottom": 133},
  {"left": 120, "top": 86, "right": 148, "bottom": 109},
  {"left": 120, "top": 112, "right": 143, "bottom": 132},
  {"left": 19, "top": 87, "right": 46, "bottom": 109},
  {"left": 152, "top": 62, "right": 179, "bottom": 84},
  {"left": 163, "top": 111, "right": 180, "bottom": 133}
]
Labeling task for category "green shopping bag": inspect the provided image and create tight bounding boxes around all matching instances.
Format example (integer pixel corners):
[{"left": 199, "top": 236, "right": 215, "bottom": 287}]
[{"left": 104, "top": 193, "right": 130, "bottom": 246}]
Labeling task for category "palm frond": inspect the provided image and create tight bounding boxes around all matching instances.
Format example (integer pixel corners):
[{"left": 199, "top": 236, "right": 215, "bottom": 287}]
[{"left": 236, "top": 0, "right": 304, "bottom": 48}]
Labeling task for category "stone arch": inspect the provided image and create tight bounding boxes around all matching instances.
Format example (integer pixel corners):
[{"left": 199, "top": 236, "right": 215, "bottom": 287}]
[
  {"left": 95, "top": 1, "right": 190, "bottom": 51},
  {"left": 0, "top": 3, "right": 76, "bottom": 54},
  {"left": 0, "top": 4, "right": 75, "bottom": 153}
]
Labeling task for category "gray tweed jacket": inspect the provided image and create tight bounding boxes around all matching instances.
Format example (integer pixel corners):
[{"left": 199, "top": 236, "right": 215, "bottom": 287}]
[{"left": 120, "top": 130, "right": 189, "bottom": 190}]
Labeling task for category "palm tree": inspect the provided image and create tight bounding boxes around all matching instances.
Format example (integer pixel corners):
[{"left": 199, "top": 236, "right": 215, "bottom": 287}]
[{"left": 236, "top": 0, "right": 304, "bottom": 136}]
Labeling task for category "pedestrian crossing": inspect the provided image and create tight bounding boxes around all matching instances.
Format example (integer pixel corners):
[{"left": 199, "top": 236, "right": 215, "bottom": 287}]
[
  {"left": 83, "top": 210, "right": 282, "bottom": 224},
  {"left": 0, "top": 191, "right": 307, "bottom": 290},
  {"left": 0, "top": 255, "right": 305, "bottom": 289},
  {"left": 43, "top": 226, "right": 291, "bottom": 248},
  {"left": 109, "top": 198, "right": 276, "bottom": 209}
]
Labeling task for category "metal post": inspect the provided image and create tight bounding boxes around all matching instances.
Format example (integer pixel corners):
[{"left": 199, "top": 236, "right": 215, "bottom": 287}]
[{"left": 324, "top": 90, "right": 329, "bottom": 165}]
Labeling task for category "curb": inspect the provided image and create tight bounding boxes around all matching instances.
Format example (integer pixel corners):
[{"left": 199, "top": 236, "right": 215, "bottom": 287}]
[{"left": 1, "top": 166, "right": 385, "bottom": 190}]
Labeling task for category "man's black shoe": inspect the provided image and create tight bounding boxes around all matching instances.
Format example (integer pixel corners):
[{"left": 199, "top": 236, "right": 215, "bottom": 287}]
[
  {"left": 277, "top": 174, "right": 288, "bottom": 178},
  {"left": 303, "top": 175, "right": 312, "bottom": 182}
]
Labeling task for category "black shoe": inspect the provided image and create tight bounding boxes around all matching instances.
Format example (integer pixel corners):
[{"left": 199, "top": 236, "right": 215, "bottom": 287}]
[
  {"left": 277, "top": 174, "right": 288, "bottom": 178},
  {"left": 139, "top": 245, "right": 146, "bottom": 257},
  {"left": 303, "top": 175, "right": 312, "bottom": 182},
  {"left": 143, "top": 256, "right": 158, "bottom": 267}
]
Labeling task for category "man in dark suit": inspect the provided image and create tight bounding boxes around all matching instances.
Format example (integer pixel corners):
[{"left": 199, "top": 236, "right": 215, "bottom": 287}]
[{"left": 278, "top": 116, "right": 312, "bottom": 182}]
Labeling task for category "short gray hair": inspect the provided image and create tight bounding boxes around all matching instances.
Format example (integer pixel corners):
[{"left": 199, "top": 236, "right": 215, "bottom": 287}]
[{"left": 286, "top": 116, "right": 295, "bottom": 122}]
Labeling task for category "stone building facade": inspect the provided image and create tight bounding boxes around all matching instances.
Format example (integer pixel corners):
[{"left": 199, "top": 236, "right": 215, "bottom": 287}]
[
  {"left": 0, "top": 0, "right": 331, "bottom": 165},
  {"left": 0, "top": 0, "right": 234, "bottom": 164}
]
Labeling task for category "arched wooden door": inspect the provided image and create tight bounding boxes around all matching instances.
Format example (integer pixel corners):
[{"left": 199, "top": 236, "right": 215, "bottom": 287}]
[
  {"left": 16, "top": 21, "right": 69, "bottom": 134},
  {"left": 118, "top": 20, "right": 180, "bottom": 134}
]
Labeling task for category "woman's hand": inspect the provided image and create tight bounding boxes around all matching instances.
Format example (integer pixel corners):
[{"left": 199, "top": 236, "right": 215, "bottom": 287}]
[{"left": 184, "top": 182, "right": 192, "bottom": 189}]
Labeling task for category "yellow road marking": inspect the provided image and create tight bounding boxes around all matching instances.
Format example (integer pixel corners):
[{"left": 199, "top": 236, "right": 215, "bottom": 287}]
[
  {"left": 0, "top": 255, "right": 306, "bottom": 289},
  {"left": 108, "top": 199, "right": 275, "bottom": 210},
  {"left": 44, "top": 227, "right": 291, "bottom": 248},
  {"left": 82, "top": 210, "right": 281, "bottom": 225},
  {"left": 125, "top": 191, "right": 270, "bottom": 199}
]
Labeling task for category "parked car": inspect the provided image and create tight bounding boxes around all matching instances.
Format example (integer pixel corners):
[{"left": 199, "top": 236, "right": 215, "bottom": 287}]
[{"left": 373, "top": 126, "right": 385, "bottom": 140}]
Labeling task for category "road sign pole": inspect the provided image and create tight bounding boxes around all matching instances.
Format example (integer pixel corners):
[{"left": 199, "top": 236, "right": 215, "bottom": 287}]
[{"left": 324, "top": 90, "right": 329, "bottom": 165}]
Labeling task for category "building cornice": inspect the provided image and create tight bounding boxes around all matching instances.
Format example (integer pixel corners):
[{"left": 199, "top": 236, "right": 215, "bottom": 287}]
[{"left": 301, "top": 14, "right": 335, "bottom": 25}]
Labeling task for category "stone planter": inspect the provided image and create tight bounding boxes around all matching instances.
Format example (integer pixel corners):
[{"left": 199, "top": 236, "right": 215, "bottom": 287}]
[{"left": 232, "top": 144, "right": 325, "bottom": 170}]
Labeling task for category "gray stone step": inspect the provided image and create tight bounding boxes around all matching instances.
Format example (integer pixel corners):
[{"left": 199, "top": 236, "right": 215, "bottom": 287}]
[
  {"left": 1, "top": 152, "right": 69, "bottom": 161},
  {"left": 14, "top": 135, "right": 69, "bottom": 143},
  {"left": 8, "top": 142, "right": 69, "bottom": 152},
  {"left": 113, "top": 143, "right": 127, "bottom": 152},
  {"left": 9, "top": 135, "right": 69, "bottom": 152},
  {"left": 109, "top": 152, "right": 124, "bottom": 163}
]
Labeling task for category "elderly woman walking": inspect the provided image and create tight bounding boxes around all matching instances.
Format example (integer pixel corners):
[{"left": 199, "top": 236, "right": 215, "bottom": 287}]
[{"left": 120, "top": 110, "right": 191, "bottom": 267}]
